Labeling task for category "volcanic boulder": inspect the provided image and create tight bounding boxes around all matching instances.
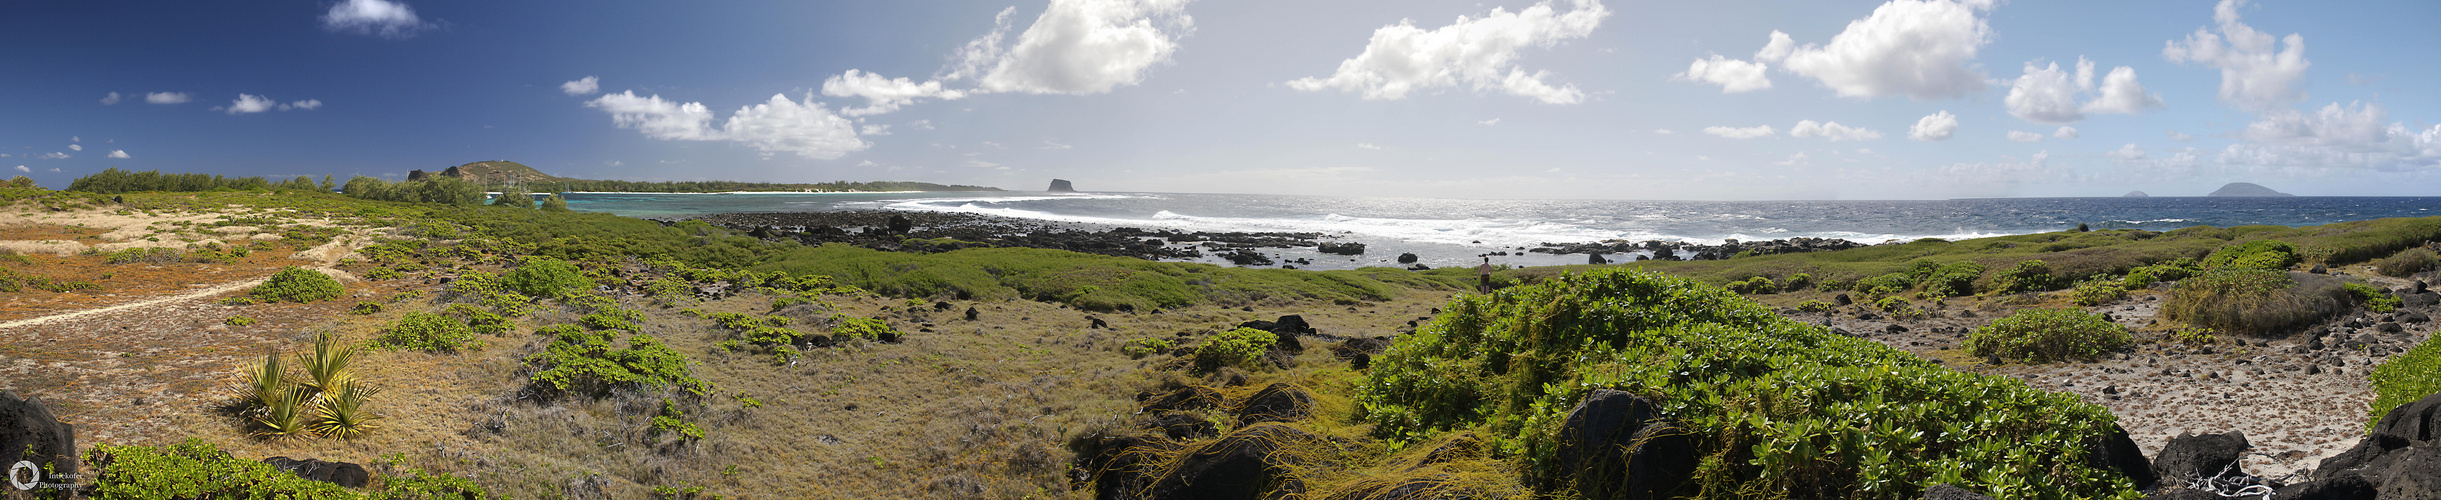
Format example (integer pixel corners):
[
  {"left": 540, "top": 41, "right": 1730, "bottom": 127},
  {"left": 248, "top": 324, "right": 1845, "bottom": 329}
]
[{"left": 0, "top": 391, "right": 76, "bottom": 480}]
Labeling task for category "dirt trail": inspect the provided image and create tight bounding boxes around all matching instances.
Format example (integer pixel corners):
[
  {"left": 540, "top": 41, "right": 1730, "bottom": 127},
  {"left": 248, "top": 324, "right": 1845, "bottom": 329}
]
[{"left": 0, "top": 277, "right": 269, "bottom": 330}]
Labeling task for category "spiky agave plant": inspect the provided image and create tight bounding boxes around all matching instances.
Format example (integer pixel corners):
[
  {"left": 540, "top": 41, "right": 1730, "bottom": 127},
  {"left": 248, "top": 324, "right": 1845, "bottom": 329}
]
[
  {"left": 295, "top": 332, "right": 357, "bottom": 396},
  {"left": 311, "top": 381, "right": 382, "bottom": 440},
  {"left": 253, "top": 386, "right": 315, "bottom": 439},
  {"left": 233, "top": 350, "right": 287, "bottom": 417}
]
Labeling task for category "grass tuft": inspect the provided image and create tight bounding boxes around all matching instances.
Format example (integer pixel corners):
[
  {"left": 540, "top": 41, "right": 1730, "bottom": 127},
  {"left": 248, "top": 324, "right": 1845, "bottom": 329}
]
[{"left": 1965, "top": 308, "right": 2134, "bottom": 363}]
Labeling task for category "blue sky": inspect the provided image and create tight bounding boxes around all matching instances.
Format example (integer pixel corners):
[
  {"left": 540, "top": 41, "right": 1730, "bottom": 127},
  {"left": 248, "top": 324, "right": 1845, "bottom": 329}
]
[{"left": 5, "top": 0, "right": 2436, "bottom": 199}]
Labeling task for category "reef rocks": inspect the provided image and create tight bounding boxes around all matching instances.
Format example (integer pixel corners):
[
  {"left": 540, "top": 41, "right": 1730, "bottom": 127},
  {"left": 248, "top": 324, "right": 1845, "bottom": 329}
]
[{"left": 1531, "top": 237, "right": 1865, "bottom": 261}]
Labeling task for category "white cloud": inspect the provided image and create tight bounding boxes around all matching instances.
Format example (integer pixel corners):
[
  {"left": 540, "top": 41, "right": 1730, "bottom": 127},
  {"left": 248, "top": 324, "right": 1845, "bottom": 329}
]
[
  {"left": 908, "top": 119, "right": 936, "bottom": 130},
  {"left": 2217, "top": 101, "right": 2441, "bottom": 171},
  {"left": 587, "top": 91, "right": 868, "bottom": 159},
  {"left": 1674, "top": 55, "right": 1770, "bottom": 93},
  {"left": 1789, "top": 120, "right": 1881, "bottom": 141},
  {"left": 1040, "top": 141, "right": 1073, "bottom": 150},
  {"left": 861, "top": 124, "right": 893, "bottom": 136},
  {"left": 225, "top": 94, "right": 277, "bottom": 114},
  {"left": 1909, "top": 110, "right": 1957, "bottom": 141},
  {"left": 1288, "top": 0, "right": 1608, "bottom": 104},
  {"left": 1754, "top": 0, "right": 1995, "bottom": 100},
  {"left": 12, "top": 166, "right": 25, "bottom": 173},
  {"left": 2105, "top": 143, "right": 2147, "bottom": 160},
  {"left": 145, "top": 92, "right": 191, "bottom": 104},
  {"left": 32, "top": 153, "right": 68, "bottom": 160},
  {"left": 108, "top": 150, "right": 131, "bottom": 159},
  {"left": 1703, "top": 125, "right": 1775, "bottom": 139},
  {"left": 101, "top": 92, "right": 121, "bottom": 105},
  {"left": 68, "top": 145, "right": 82, "bottom": 152},
  {"left": 279, "top": 99, "right": 323, "bottom": 111},
  {"left": 820, "top": 69, "right": 967, "bottom": 116},
  {"left": 2054, "top": 126, "right": 2079, "bottom": 139},
  {"left": 2082, "top": 65, "right": 2163, "bottom": 115},
  {"left": 1479, "top": 118, "right": 1501, "bottom": 126},
  {"left": 561, "top": 76, "right": 600, "bottom": 96},
  {"left": 322, "top": 0, "right": 431, "bottom": 39},
  {"left": 2169, "top": 131, "right": 2196, "bottom": 141},
  {"left": 2006, "top": 130, "right": 2044, "bottom": 142},
  {"left": 2004, "top": 59, "right": 2084, "bottom": 124},
  {"left": 952, "top": 0, "right": 1196, "bottom": 95},
  {"left": 1356, "top": 143, "right": 1382, "bottom": 150},
  {"left": 2162, "top": 0, "right": 2309, "bottom": 112},
  {"left": 1941, "top": 150, "right": 2067, "bottom": 184},
  {"left": 1654, "top": 129, "right": 1674, "bottom": 135},
  {"left": 1775, "top": 152, "right": 1811, "bottom": 166}
]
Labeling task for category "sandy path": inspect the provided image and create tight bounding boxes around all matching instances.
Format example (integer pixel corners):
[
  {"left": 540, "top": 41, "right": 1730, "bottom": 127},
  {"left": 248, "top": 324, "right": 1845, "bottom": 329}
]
[{"left": 0, "top": 277, "right": 268, "bottom": 329}]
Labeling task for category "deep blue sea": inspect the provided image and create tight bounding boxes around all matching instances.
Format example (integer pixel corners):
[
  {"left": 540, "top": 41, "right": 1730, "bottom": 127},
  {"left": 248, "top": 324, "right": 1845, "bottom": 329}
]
[{"left": 562, "top": 191, "right": 2441, "bottom": 270}]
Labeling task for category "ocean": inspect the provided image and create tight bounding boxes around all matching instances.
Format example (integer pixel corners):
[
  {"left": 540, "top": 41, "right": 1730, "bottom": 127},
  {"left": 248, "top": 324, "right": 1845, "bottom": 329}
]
[{"left": 561, "top": 192, "right": 2441, "bottom": 271}]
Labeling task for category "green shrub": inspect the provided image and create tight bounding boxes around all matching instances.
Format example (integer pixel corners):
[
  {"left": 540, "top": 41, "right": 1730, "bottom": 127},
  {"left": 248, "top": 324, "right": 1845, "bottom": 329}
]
[
  {"left": 1193, "top": 327, "right": 1277, "bottom": 372},
  {"left": 502, "top": 257, "right": 592, "bottom": 299},
  {"left": 649, "top": 399, "right": 705, "bottom": 440},
  {"left": 445, "top": 303, "right": 514, "bottom": 334},
  {"left": 1739, "top": 277, "right": 1775, "bottom": 295},
  {"left": 224, "top": 315, "right": 257, "bottom": 326},
  {"left": 86, "top": 439, "right": 357, "bottom": 500},
  {"left": 364, "top": 267, "right": 402, "bottom": 280},
  {"left": 1855, "top": 273, "right": 1913, "bottom": 297},
  {"left": 1966, "top": 308, "right": 2134, "bottom": 363},
  {"left": 351, "top": 301, "right": 383, "bottom": 315},
  {"left": 1872, "top": 296, "right": 1925, "bottom": 319},
  {"left": 1121, "top": 337, "right": 1176, "bottom": 358},
  {"left": 525, "top": 324, "right": 711, "bottom": 396},
  {"left": 2345, "top": 283, "right": 2402, "bottom": 313},
  {"left": 1992, "top": 260, "right": 2056, "bottom": 294},
  {"left": 1360, "top": 269, "right": 2137, "bottom": 498},
  {"left": 2071, "top": 279, "right": 2128, "bottom": 306},
  {"left": 1923, "top": 262, "right": 1986, "bottom": 298},
  {"left": 1794, "top": 300, "right": 1835, "bottom": 313},
  {"left": 1782, "top": 273, "right": 1813, "bottom": 292},
  {"left": 2369, "top": 335, "right": 2441, "bottom": 432},
  {"left": 2165, "top": 269, "right": 2347, "bottom": 334},
  {"left": 2375, "top": 248, "right": 2438, "bottom": 278},
  {"left": 251, "top": 267, "right": 343, "bottom": 303},
  {"left": 2170, "top": 328, "right": 2217, "bottom": 346},
  {"left": 489, "top": 190, "right": 534, "bottom": 209},
  {"left": 105, "top": 247, "right": 184, "bottom": 264},
  {"left": 375, "top": 312, "right": 481, "bottom": 352},
  {"left": 2202, "top": 240, "right": 2301, "bottom": 271},
  {"left": 831, "top": 315, "right": 896, "bottom": 341}
]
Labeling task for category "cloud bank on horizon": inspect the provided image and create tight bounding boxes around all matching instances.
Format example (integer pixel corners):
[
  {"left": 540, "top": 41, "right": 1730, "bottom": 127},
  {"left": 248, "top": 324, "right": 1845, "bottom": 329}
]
[{"left": 8, "top": 0, "right": 2440, "bottom": 199}]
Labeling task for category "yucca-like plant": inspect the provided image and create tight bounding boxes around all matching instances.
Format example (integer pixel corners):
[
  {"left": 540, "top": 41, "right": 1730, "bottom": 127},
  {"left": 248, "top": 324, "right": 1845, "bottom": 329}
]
[
  {"left": 235, "top": 351, "right": 288, "bottom": 416},
  {"left": 295, "top": 332, "right": 357, "bottom": 396},
  {"left": 312, "top": 381, "right": 382, "bottom": 440},
  {"left": 253, "top": 386, "right": 315, "bottom": 439}
]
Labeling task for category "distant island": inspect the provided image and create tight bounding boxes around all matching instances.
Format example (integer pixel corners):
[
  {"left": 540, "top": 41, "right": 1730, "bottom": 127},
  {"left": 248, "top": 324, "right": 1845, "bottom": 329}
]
[
  {"left": 2124, "top": 191, "right": 2149, "bottom": 198},
  {"left": 2206, "top": 182, "right": 2293, "bottom": 197},
  {"left": 409, "top": 160, "right": 1003, "bottom": 193},
  {"left": 1048, "top": 179, "right": 1077, "bottom": 192}
]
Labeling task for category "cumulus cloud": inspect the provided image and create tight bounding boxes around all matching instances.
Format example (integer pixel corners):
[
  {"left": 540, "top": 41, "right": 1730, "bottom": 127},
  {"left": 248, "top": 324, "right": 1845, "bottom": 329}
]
[
  {"left": 1909, "top": 111, "right": 1957, "bottom": 141},
  {"left": 2105, "top": 144, "right": 2147, "bottom": 160},
  {"left": 2055, "top": 126, "right": 2079, "bottom": 139},
  {"left": 225, "top": 94, "right": 278, "bottom": 114},
  {"left": 861, "top": 124, "right": 892, "bottom": 136},
  {"left": 2169, "top": 131, "right": 2196, "bottom": 141},
  {"left": 1289, "top": 0, "right": 1608, "bottom": 104},
  {"left": 101, "top": 92, "right": 121, "bottom": 105},
  {"left": 821, "top": 69, "right": 967, "bottom": 116},
  {"left": 1775, "top": 152, "right": 1811, "bottom": 166},
  {"left": 1479, "top": 118, "right": 1501, "bottom": 125},
  {"left": 2004, "top": 57, "right": 2160, "bottom": 124},
  {"left": 11, "top": 166, "right": 24, "bottom": 173},
  {"left": 280, "top": 99, "right": 323, "bottom": 111},
  {"left": 146, "top": 92, "right": 191, "bottom": 104},
  {"left": 68, "top": 144, "right": 82, "bottom": 152},
  {"left": 2006, "top": 130, "right": 2044, "bottom": 142},
  {"left": 587, "top": 91, "right": 868, "bottom": 159},
  {"left": 1703, "top": 125, "right": 1775, "bottom": 139},
  {"left": 107, "top": 150, "right": 131, "bottom": 159},
  {"left": 1754, "top": 0, "right": 1995, "bottom": 100},
  {"left": 952, "top": 0, "right": 1196, "bottom": 95},
  {"left": 32, "top": 153, "right": 68, "bottom": 160},
  {"left": 2217, "top": 101, "right": 2441, "bottom": 171},
  {"left": 1674, "top": 55, "right": 1770, "bottom": 93},
  {"left": 323, "top": 0, "right": 431, "bottom": 39},
  {"left": 2163, "top": 0, "right": 2309, "bottom": 112},
  {"left": 561, "top": 76, "right": 599, "bottom": 96},
  {"left": 1789, "top": 120, "right": 1882, "bottom": 141}
]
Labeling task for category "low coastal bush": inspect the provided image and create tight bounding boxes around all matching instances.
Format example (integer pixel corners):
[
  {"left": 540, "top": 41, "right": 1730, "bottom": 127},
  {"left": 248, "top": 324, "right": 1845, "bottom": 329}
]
[
  {"left": 1192, "top": 327, "right": 1276, "bottom": 372},
  {"left": 1782, "top": 272, "right": 1812, "bottom": 291},
  {"left": 526, "top": 324, "right": 710, "bottom": 396},
  {"left": 2164, "top": 269, "right": 2347, "bottom": 334},
  {"left": 1966, "top": 308, "right": 2133, "bottom": 363},
  {"left": 1794, "top": 299, "right": 1834, "bottom": 313},
  {"left": 2071, "top": 278, "right": 2128, "bottom": 306},
  {"left": 1923, "top": 262, "right": 1985, "bottom": 298},
  {"left": 2121, "top": 258, "right": 2198, "bottom": 288},
  {"left": 502, "top": 257, "right": 592, "bottom": 299},
  {"left": 1121, "top": 338, "right": 1174, "bottom": 358},
  {"left": 375, "top": 312, "right": 482, "bottom": 352},
  {"left": 86, "top": 439, "right": 488, "bottom": 500},
  {"left": 2202, "top": 240, "right": 2301, "bottom": 271},
  {"left": 1361, "top": 268, "right": 2138, "bottom": 498},
  {"left": 250, "top": 267, "right": 343, "bottom": 303},
  {"left": 2369, "top": 334, "right": 2441, "bottom": 432},
  {"left": 2375, "top": 248, "right": 2438, "bottom": 277},
  {"left": 2345, "top": 283, "right": 2402, "bottom": 313},
  {"left": 1991, "top": 260, "right": 2057, "bottom": 294}
]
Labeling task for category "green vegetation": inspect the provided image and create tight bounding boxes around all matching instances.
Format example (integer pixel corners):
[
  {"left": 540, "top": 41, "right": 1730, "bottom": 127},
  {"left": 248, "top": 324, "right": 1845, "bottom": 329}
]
[
  {"left": 1991, "top": 260, "right": 2057, "bottom": 294},
  {"left": 375, "top": 312, "right": 483, "bottom": 352},
  {"left": 65, "top": 168, "right": 326, "bottom": 194},
  {"left": 2201, "top": 240, "right": 2301, "bottom": 271},
  {"left": 2071, "top": 278, "right": 2128, "bottom": 306},
  {"left": 2376, "top": 247, "right": 2438, "bottom": 277},
  {"left": 1966, "top": 308, "right": 2135, "bottom": 363},
  {"left": 539, "top": 193, "right": 571, "bottom": 212},
  {"left": 2369, "top": 335, "right": 2441, "bottom": 432},
  {"left": 2164, "top": 269, "right": 2347, "bottom": 334},
  {"left": 756, "top": 244, "right": 1463, "bottom": 311},
  {"left": 1121, "top": 337, "right": 1175, "bottom": 358},
  {"left": 1192, "top": 327, "right": 1277, "bottom": 373},
  {"left": 341, "top": 176, "right": 488, "bottom": 205},
  {"left": 1360, "top": 268, "right": 2137, "bottom": 498},
  {"left": 529, "top": 178, "right": 1001, "bottom": 194},
  {"left": 501, "top": 257, "right": 592, "bottom": 298},
  {"left": 0, "top": 267, "right": 100, "bottom": 293},
  {"left": 226, "top": 335, "right": 383, "bottom": 441},
  {"left": 251, "top": 267, "right": 344, "bottom": 303},
  {"left": 525, "top": 324, "right": 711, "bottom": 397},
  {"left": 489, "top": 189, "right": 534, "bottom": 209},
  {"left": 2345, "top": 283, "right": 2402, "bottom": 313},
  {"left": 85, "top": 439, "right": 487, "bottom": 500},
  {"left": 223, "top": 315, "right": 257, "bottom": 326},
  {"left": 2122, "top": 258, "right": 2198, "bottom": 288}
]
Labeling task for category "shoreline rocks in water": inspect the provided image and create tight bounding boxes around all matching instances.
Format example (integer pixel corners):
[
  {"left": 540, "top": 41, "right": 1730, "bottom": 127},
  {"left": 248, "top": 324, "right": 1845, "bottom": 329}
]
[{"left": 1530, "top": 236, "right": 1867, "bottom": 261}]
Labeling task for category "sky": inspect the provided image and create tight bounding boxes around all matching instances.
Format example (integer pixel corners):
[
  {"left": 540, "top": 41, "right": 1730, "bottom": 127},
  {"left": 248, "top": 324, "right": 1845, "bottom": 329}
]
[{"left": 4, "top": 0, "right": 2438, "bottom": 200}]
